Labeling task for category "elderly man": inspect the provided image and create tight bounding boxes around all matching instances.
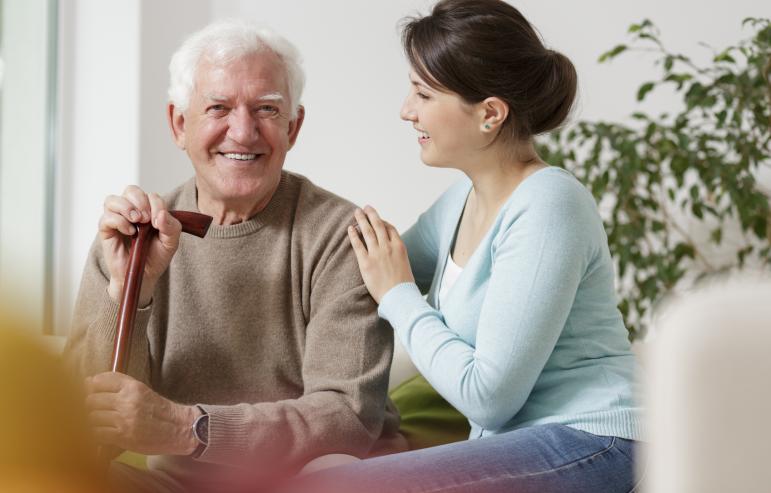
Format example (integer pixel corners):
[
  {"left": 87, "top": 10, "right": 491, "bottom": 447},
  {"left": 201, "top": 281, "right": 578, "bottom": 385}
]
[{"left": 64, "top": 20, "right": 405, "bottom": 492}]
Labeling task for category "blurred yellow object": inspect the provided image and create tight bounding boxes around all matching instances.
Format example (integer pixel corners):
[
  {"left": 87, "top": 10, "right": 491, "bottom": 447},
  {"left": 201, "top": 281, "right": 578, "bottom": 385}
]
[{"left": 0, "top": 312, "right": 106, "bottom": 492}]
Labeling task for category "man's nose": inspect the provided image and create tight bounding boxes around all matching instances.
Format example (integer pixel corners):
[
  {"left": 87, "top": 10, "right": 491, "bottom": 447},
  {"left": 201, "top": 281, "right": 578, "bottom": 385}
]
[{"left": 227, "top": 107, "right": 260, "bottom": 145}]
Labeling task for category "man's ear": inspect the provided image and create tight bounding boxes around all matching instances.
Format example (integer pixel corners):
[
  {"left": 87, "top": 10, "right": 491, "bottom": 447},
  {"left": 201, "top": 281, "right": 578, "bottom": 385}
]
[
  {"left": 167, "top": 103, "right": 186, "bottom": 150},
  {"left": 287, "top": 105, "right": 305, "bottom": 149}
]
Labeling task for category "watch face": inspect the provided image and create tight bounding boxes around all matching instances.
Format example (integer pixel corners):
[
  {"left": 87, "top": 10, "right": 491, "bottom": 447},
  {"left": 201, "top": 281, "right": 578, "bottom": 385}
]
[{"left": 194, "top": 414, "right": 209, "bottom": 445}]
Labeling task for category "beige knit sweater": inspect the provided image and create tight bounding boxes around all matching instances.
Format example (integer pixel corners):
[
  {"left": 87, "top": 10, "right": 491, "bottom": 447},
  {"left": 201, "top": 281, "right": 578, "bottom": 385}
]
[{"left": 64, "top": 171, "right": 404, "bottom": 485}]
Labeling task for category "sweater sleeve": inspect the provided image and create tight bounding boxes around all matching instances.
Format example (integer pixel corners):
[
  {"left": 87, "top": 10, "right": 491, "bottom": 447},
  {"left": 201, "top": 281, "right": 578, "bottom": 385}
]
[
  {"left": 196, "top": 226, "right": 399, "bottom": 470},
  {"left": 63, "top": 236, "right": 153, "bottom": 383},
  {"left": 378, "top": 183, "right": 597, "bottom": 431}
]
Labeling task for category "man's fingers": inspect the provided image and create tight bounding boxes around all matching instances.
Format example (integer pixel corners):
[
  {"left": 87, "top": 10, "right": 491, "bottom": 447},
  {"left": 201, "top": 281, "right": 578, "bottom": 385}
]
[
  {"left": 104, "top": 195, "right": 143, "bottom": 225},
  {"left": 88, "top": 409, "right": 121, "bottom": 427},
  {"left": 99, "top": 211, "right": 136, "bottom": 237},
  {"left": 85, "top": 391, "right": 117, "bottom": 411},
  {"left": 123, "top": 185, "right": 152, "bottom": 223},
  {"left": 93, "top": 426, "right": 121, "bottom": 445},
  {"left": 154, "top": 210, "right": 182, "bottom": 248},
  {"left": 148, "top": 193, "right": 181, "bottom": 248},
  {"left": 354, "top": 209, "right": 378, "bottom": 250},
  {"left": 363, "top": 206, "right": 389, "bottom": 245},
  {"left": 147, "top": 192, "right": 168, "bottom": 229},
  {"left": 87, "top": 371, "right": 130, "bottom": 394}
]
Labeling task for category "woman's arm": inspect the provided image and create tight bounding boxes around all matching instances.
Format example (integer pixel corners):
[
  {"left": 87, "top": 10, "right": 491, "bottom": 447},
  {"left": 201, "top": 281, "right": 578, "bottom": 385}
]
[
  {"left": 358, "top": 181, "right": 599, "bottom": 430},
  {"left": 400, "top": 212, "right": 439, "bottom": 294}
]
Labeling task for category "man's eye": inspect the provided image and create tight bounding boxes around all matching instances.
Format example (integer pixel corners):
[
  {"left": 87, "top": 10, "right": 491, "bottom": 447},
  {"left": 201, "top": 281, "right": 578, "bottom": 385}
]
[
  {"left": 256, "top": 105, "right": 280, "bottom": 117},
  {"left": 208, "top": 104, "right": 227, "bottom": 113}
]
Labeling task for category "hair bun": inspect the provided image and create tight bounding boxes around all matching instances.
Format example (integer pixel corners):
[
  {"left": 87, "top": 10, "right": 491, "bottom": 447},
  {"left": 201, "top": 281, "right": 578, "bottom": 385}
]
[{"left": 530, "top": 50, "right": 578, "bottom": 135}]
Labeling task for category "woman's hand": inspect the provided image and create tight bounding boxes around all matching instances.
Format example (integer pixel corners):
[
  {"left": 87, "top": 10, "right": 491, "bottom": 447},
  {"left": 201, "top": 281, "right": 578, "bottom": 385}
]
[{"left": 348, "top": 206, "right": 415, "bottom": 304}]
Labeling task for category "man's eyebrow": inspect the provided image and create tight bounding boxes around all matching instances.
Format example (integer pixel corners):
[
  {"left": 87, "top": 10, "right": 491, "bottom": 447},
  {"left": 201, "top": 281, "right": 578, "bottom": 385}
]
[
  {"left": 204, "top": 94, "right": 229, "bottom": 102},
  {"left": 203, "top": 93, "right": 285, "bottom": 102},
  {"left": 259, "top": 92, "right": 285, "bottom": 102}
]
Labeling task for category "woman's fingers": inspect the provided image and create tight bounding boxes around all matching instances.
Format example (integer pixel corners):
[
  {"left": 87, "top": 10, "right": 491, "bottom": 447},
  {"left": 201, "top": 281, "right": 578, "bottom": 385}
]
[
  {"left": 363, "top": 206, "right": 389, "bottom": 245},
  {"left": 385, "top": 223, "right": 401, "bottom": 243},
  {"left": 354, "top": 208, "right": 378, "bottom": 250},
  {"left": 348, "top": 226, "right": 368, "bottom": 260}
]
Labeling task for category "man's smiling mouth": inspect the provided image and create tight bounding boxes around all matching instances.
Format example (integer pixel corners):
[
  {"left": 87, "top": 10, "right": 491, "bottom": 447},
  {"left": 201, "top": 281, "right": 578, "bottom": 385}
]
[{"left": 221, "top": 152, "right": 260, "bottom": 161}]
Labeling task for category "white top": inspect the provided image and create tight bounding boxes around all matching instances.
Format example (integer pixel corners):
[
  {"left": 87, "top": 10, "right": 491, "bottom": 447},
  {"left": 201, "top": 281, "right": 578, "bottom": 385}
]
[{"left": 438, "top": 252, "right": 464, "bottom": 309}]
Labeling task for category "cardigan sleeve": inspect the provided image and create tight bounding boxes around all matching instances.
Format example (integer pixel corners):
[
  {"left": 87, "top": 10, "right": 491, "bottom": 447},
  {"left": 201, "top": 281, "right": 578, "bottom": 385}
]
[
  {"left": 378, "top": 180, "right": 598, "bottom": 430},
  {"left": 401, "top": 212, "right": 440, "bottom": 294},
  {"left": 401, "top": 179, "right": 470, "bottom": 294}
]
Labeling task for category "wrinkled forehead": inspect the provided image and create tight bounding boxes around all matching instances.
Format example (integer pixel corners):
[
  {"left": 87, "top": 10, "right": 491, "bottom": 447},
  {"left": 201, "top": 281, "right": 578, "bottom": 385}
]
[{"left": 193, "top": 50, "right": 290, "bottom": 101}]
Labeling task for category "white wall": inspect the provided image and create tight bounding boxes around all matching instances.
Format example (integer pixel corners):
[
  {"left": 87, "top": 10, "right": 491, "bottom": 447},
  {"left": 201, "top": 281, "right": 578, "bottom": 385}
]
[
  {"left": 55, "top": 0, "right": 210, "bottom": 333},
  {"left": 0, "top": 0, "right": 54, "bottom": 332},
  {"left": 54, "top": 0, "right": 771, "bottom": 334}
]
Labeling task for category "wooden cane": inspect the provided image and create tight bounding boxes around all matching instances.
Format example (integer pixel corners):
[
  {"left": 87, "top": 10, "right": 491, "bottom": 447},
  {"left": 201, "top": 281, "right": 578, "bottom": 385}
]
[{"left": 109, "top": 210, "right": 212, "bottom": 373}]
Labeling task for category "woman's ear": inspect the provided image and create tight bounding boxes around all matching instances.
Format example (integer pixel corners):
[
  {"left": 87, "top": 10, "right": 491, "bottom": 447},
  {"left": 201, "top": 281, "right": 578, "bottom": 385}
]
[{"left": 479, "top": 97, "right": 509, "bottom": 133}]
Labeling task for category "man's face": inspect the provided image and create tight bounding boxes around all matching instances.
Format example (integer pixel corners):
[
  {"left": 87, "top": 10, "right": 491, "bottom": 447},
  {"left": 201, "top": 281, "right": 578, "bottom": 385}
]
[{"left": 169, "top": 50, "right": 303, "bottom": 211}]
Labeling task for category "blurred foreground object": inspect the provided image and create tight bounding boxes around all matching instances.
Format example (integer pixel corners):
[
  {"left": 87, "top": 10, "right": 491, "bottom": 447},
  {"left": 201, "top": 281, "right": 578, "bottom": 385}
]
[
  {"left": 0, "top": 312, "right": 105, "bottom": 492},
  {"left": 646, "top": 275, "right": 771, "bottom": 492}
]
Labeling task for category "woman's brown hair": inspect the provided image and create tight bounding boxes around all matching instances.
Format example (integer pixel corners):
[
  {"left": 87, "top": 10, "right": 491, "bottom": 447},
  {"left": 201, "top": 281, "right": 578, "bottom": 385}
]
[{"left": 402, "top": 0, "right": 577, "bottom": 142}]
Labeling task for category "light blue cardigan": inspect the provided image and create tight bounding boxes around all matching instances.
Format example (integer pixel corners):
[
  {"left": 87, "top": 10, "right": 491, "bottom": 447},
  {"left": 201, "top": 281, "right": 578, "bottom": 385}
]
[{"left": 379, "top": 167, "right": 643, "bottom": 441}]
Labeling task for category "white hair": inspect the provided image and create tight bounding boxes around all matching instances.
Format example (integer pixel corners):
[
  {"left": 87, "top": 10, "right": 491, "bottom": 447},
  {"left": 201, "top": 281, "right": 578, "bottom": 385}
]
[{"left": 168, "top": 19, "right": 305, "bottom": 118}]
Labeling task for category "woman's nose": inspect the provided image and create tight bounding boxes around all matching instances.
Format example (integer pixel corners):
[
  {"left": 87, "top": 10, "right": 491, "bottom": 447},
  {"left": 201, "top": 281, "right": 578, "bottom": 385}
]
[{"left": 400, "top": 97, "right": 416, "bottom": 122}]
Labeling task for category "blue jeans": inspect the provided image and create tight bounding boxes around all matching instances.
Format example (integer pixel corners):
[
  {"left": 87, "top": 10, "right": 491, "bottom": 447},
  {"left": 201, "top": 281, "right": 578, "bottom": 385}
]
[{"left": 288, "top": 424, "right": 640, "bottom": 493}]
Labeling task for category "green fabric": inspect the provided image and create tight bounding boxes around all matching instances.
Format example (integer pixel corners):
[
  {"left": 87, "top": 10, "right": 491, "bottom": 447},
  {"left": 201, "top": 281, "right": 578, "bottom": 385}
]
[
  {"left": 117, "top": 450, "right": 147, "bottom": 470},
  {"left": 389, "top": 374, "right": 470, "bottom": 450}
]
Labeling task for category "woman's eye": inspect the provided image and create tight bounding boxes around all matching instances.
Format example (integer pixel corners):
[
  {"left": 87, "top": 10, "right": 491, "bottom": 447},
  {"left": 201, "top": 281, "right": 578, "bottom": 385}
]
[{"left": 416, "top": 92, "right": 430, "bottom": 100}]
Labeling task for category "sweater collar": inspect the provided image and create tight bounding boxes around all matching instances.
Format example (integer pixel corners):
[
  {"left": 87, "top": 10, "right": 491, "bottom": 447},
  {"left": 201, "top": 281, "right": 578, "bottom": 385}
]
[{"left": 177, "top": 172, "right": 293, "bottom": 239}]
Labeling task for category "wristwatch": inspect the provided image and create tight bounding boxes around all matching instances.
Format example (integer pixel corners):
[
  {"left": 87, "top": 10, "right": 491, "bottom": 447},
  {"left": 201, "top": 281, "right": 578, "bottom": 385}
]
[{"left": 191, "top": 406, "right": 209, "bottom": 459}]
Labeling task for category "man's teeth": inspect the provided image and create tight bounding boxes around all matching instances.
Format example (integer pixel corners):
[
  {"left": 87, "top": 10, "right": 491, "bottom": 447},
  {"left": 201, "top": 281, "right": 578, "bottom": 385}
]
[{"left": 223, "top": 153, "right": 258, "bottom": 160}]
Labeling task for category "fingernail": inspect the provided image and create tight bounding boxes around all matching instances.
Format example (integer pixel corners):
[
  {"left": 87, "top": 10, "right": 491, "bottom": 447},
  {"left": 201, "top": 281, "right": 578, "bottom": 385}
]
[{"left": 129, "top": 210, "right": 140, "bottom": 222}]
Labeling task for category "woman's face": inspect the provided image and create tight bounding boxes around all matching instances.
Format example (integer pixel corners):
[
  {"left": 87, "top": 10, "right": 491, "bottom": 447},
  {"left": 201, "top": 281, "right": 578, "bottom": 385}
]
[{"left": 400, "top": 70, "right": 486, "bottom": 169}]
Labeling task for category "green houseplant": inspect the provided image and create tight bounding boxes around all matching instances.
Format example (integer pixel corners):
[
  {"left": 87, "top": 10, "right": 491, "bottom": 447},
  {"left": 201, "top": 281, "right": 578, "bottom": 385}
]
[{"left": 538, "top": 18, "right": 771, "bottom": 339}]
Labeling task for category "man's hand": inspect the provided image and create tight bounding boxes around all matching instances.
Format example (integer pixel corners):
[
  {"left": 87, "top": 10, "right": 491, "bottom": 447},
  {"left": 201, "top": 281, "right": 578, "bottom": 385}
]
[
  {"left": 348, "top": 206, "right": 415, "bottom": 304},
  {"left": 100, "top": 185, "right": 182, "bottom": 307},
  {"left": 85, "top": 372, "right": 199, "bottom": 456}
]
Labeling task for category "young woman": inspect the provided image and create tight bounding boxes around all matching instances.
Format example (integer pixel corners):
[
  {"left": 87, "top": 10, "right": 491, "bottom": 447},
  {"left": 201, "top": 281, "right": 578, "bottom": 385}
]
[{"left": 300, "top": 1, "right": 643, "bottom": 491}]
